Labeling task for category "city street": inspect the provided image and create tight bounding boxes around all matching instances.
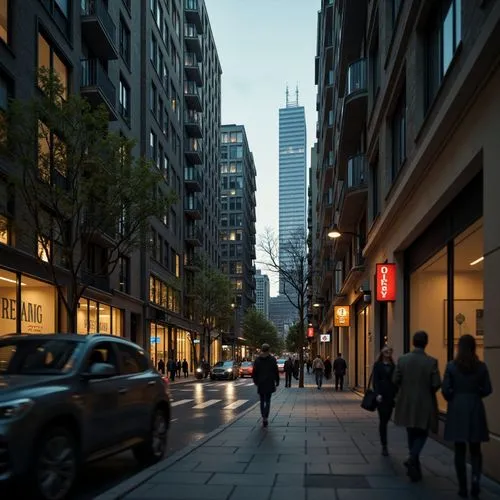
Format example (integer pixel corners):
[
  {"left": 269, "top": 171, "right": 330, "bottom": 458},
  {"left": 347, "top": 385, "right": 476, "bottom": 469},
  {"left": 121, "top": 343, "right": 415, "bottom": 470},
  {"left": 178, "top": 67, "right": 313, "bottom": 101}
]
[{"left": 74, "top": 376, "right": 265, "bottom": 499}]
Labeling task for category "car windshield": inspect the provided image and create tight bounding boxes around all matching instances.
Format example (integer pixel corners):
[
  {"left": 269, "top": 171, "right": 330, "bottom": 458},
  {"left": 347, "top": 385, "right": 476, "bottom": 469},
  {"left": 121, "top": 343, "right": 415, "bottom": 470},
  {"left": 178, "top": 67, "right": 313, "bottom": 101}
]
[
  {"left": 214, "top": 361, "right": 224, "bottom": 367},
  {"left": 241, "top": 362, "right": 252, "bottom": 367},
  {"left": 277, "top": 359, "right": 286, "bottom": 364},
  {"left": 0, "top": 338, "right": 81, "bottom": 375},
  {"left": 223, "top": 361, "right": 233, "bottom": 367}
]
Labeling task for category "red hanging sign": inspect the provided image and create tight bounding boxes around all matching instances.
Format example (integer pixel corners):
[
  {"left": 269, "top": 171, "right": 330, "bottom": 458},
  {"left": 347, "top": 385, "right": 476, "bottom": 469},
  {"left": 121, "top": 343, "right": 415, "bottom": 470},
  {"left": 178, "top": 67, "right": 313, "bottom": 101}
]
[
  {"left": 307, "top": 326, "right": 314, "bottom": 338},
  {"left": 376, "top": 263, "right": 396, "bottom": 301}
]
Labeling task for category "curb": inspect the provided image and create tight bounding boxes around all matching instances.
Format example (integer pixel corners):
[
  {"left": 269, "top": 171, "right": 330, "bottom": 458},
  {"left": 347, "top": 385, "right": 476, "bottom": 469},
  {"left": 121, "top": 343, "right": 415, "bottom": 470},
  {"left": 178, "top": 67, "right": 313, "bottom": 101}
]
[{"left": 93, "top": 398, "right": 261, "bottom": 500}]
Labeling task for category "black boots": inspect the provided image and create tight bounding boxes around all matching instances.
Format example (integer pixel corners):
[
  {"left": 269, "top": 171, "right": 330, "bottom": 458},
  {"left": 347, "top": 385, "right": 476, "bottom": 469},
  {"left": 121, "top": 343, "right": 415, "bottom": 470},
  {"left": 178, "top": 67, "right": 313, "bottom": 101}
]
[
  {"left": 455, "top": 453, "right": 468, "bottom": 497},
  {"left": 470, "top": 451, "right": 482, "bottom": 498}
]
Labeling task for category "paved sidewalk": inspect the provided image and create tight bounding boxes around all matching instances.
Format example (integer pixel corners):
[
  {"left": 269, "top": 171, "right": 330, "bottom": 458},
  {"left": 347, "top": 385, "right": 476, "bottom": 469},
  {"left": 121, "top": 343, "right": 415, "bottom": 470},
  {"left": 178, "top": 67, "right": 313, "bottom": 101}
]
[{"left": 97, "top": 376, "right": 500, "bottom": 500}]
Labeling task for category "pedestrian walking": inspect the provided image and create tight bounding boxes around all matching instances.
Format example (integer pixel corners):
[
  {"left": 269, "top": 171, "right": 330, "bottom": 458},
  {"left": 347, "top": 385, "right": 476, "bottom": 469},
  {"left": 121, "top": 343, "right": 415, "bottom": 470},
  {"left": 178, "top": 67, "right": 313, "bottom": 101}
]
[
  {"left": 442, "top": 334, "right": 492, "bottom": 498},
  {"left": 167, "top": 358, "right": 176, "bottom": 381},
  {"left": 306, "top": 359, "right": 312, "bottom": 374},
  {"left": 176, "top": 359, "right": 181, "bottom": 377},
  {"left": 333, "top": 353, "right": 347, "bottom": 391},
  {"left": 312, "top": 355, "right": 325, "bottom": 389},
  {"left": 393, "top": 331, "right": 441, "bottom": 482},
  {"left": 157, "top": 358, "right": 165, "bottom": 375},
  {"left": 293, "top": 357, "right": 299, "bottom": 380},
  {"left": 324, "top": 356, "right": 332, "bottom": 381},
  {"left": 373, "top": 345, "right": 397, "bottom": 456},
  {"left": 182, "top": 358, "right": 189, "bottom": 378},
  {"left": 252, "top": 343, "right": 279, "bottom": 427},
  {"left": 284, "top": 356, "right": 294, "bottom": 388}
]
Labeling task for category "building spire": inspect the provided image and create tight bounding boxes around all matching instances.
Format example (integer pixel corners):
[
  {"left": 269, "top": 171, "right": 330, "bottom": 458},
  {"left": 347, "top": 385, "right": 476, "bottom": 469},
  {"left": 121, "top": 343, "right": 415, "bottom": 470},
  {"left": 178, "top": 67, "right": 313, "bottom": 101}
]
[
  {"left": 286, "top": 84, "right": 289, "bottom": 106},
  {"left": 296, "top": 83, "right": 299, "bottom": 105}
]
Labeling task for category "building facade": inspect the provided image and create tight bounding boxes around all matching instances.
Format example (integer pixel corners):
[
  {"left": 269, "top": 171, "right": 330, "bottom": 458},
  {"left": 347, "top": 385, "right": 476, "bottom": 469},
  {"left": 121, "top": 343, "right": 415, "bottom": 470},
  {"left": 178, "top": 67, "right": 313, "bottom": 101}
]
[
  {"left": 0, "top": 0, "right": 221, "bottom": 371},
  {"left": 278, "top": 88, "right": 307, "bottom": 293},
  {"left": 219, "top": 124, "right": 257, "bottom": 356},
  {"left": 314, "top": 0, "right": 500, "bottom": 480},
  {"left": 255, "top": 269, "right": 270, "bottom": 320},
  {"left": 269, "top": 295, "right": 297, "bottom": 340}
]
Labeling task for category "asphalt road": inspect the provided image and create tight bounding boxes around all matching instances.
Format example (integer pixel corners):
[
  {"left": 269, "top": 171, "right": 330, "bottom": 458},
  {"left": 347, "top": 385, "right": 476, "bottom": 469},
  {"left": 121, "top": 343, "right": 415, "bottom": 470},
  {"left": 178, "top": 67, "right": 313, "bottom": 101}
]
[{"left": 73, "top": 375, "right": 264, "bottom": 499}]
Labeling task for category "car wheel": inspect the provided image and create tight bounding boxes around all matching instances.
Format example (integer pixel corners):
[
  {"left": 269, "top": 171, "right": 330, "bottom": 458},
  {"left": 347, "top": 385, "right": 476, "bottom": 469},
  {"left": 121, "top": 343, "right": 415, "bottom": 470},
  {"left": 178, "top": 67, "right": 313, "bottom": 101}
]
[
  {"left": 32, "top": 426, "right": 78, "bottom": 500},
  {"left": 133, "top": 407, "right": 168, "bottom": 466}
]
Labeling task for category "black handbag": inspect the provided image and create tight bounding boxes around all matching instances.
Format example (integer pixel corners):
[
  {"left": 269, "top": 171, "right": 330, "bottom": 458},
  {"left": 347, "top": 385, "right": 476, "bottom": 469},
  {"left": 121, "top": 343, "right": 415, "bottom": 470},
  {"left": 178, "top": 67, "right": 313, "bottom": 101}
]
[{"left": 360, "top": 370, "right": 377, "bottom": 412}]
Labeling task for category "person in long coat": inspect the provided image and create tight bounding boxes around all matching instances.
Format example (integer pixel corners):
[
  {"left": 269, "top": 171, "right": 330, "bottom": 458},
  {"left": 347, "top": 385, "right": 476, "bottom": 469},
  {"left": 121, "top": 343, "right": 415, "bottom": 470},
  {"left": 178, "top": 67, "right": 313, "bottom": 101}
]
[
  {"left": 252, "top": 343, "right": 279, "bottom": 427},
  {"left": 373, "top": 345, "right": 397, "bottom": 456},
  {"left": 442, "top": 334, "right": 492, "bottom": 498},
  {"left": 324, "top": 356, "right": 332, "bottom": 380},
  {"left": 393, "top": 331, "right": 441, "bottom": 482}
]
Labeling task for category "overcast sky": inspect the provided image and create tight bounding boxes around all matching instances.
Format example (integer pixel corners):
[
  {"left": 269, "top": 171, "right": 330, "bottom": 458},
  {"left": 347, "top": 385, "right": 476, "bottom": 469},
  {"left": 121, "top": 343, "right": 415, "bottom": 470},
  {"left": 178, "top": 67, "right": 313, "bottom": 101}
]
[{"left": 205, "top": 0, "right": 319, "bottom": 296}]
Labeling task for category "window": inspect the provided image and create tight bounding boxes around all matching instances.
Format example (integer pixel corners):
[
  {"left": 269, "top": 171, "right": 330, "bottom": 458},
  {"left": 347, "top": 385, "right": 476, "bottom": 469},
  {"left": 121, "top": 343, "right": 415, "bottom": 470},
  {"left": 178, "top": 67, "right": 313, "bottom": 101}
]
[
  {"left": 150, "top": 82, "right": 157, "bottom": 114},
  {"left": 118, "top": 255, "right": 130, "bottom": 293},
  {"left": 38, "top": 121, "right": 67, "bottom": 183},
  {"left": 391, "top": 88, "right": 406, "bottom": 180},
  {"left": 175, "top": 252, "right": 180, "bottom": 278},
  {"left": 426, "top": 0, "right": 462, "bottom": 108},
  {"left": 369, "top": 36, "right": 380, "bottom": 104},
  {"left": 37, "top": 33, "right": 69, "bottom": 100},
  {"left": 150, "top": 34, "right": 158, "bottom": 68},
  {"left": 117, "top": 344, "right": 148, "bottom": 374},
  {"left": 119, "top": 18, "right": 131, "bottom": 66},
  {"left": 119, "top": 78, "right": 130, "bottom": 122},
  {"left": 172, "top": 6, "right": 180, "bottom": 37},
  {"left": 0, "top": 214, "right": 10, "bottom": 245},
  {"left": 0, "top": 0, "right": 8, "bottom": 44},
  {"left": 150, "top": 130, "right": 157, "bottom": 161}
]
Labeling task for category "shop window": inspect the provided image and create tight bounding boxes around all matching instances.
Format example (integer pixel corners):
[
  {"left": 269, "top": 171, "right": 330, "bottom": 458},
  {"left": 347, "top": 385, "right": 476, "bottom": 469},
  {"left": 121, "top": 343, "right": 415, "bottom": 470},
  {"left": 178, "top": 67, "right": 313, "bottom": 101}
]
[
  {"left": 453, "top": 220, "right": 483, "bottom": 361},
  {"left": 77, "top": 300, "right": 88, "bottom": 334},
  {"left": 88, "top": 299, "right": 98, "bottom": 333},
  {"left": 150, "top": 323, "right": 167, "bottom": 369},
  {"left": 99, "top": 304, "right": 111, "bottom": 334},
  {"left": 77, "top": 298, "right": 123, "bottom": 335},
  {"left": 112, "top": 307, "right": 123, "bottom": 335},
  {"left": 0, "top": 268, "right": 17, "bottom": 335},
  {"left": 410, "top": 247, "right": 448, "bottom": 411},
  {"left": 37, "top": 32, "right": 69, "bottom": 100},
  {"left": 20, "top": 276, "right": 56, "bottom": 334}
]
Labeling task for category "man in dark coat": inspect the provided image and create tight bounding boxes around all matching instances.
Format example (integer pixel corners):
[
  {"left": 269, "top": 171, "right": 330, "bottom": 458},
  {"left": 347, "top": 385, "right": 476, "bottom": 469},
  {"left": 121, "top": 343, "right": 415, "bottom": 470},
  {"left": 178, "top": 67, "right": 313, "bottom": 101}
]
[
  {"left": 333, "top": 353, "right": 347, "bottom": 391},
  {"left": 182, "top": 358, "right": 189, "bottom": 377},
  {"left": 252, "top": 343, "right": 279, "bottom": 427},
  {"left": 157, "top": 358, "right": 165, "bottom": 375},
  {"left": 167, "top": 358, "right": 176, "bottom": 381},
  {"left": 324, "top": 356, "right": 332, "bottom": 380},
  {"left": 284, "top": 356, "right": 294, "bottom": 388},
  {"left": 393, "top": 331, "right": 441, "bottom": 482}
]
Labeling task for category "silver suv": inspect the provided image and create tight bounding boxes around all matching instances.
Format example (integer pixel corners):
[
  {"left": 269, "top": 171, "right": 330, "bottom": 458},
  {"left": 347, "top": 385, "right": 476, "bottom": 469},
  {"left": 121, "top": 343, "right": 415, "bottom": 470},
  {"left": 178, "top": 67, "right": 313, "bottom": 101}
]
[{"left": 0, "top": 334, "right": 170, "bottom": 500}]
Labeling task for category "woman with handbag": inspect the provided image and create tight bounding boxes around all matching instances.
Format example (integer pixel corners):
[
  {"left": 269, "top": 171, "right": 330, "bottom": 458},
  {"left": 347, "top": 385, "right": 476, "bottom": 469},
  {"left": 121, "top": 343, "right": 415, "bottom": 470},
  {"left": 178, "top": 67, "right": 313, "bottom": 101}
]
[{"left": 373, "top": 345, "right": 397, "bottom": 456}]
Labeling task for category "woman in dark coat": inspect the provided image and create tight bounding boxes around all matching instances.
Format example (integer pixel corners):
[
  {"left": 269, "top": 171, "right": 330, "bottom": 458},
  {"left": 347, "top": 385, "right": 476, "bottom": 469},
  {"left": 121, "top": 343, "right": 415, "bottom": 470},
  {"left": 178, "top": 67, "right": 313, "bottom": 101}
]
[
  {"left": 373, "top": 345, "right": 397, "bottom": 457},
  {"left": 442, "top": 334, "right": 492, "bottom": 498},
  {"left": 324, "top": 357, "right": 332, "bottom": 380}
]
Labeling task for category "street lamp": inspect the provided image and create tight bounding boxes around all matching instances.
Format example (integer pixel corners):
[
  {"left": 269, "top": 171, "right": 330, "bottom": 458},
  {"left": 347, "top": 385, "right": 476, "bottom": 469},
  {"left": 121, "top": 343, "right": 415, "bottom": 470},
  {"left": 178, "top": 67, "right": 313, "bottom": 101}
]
[{"left": 327, "top": 224, "right": 342, "bottom": 239}]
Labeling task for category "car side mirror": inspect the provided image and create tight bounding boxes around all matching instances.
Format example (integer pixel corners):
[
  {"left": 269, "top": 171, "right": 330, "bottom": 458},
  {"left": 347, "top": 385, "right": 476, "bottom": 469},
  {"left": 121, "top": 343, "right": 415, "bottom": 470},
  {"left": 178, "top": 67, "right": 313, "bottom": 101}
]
[{"left": 84, "top": 362, "right": 116, "bottom": 379}]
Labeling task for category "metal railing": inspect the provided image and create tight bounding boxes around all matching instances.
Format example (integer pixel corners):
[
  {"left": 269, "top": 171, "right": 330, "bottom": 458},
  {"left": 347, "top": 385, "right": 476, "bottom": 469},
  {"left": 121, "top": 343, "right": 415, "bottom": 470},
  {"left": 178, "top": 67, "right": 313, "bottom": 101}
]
[
  {"left": 185, "top": 138, "right": 203, "bottom": 153},
  {"left": 184, "top": 196, "right": 202, "bottom": 212},
  {"left": 184, "top": 81, "right": 200, "bottom": 96},
  {"left": 184, "top": 166, "right": 202, "bottom": 184},
  {"left": 346, "top": 58, "right": 367, "bottom": 96},
  {"left": 185, "top": 0, "right": 199, "bottom": 10},
  {"left": 80, "top": 0, "right": 116, "bottom": 42},
  {"left": 81, "top": 59, "right": 116, "bottom": 106},
  {"left": 185, "top": 110, "right": 202, "bottom": 126}
]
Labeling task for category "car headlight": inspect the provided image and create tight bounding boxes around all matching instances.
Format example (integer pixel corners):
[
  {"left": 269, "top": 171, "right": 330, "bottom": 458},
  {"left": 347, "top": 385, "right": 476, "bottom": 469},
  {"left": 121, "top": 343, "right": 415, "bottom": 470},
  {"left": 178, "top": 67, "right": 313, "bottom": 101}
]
[
  {"left": 196, "top": 368, "right": 202, "bottom": 373},
  {"left": 0, "top": 398, "right": 35, "bottom": 419},
  {"left": 226, "top": 369, "right": 233, "bottom": 373}
]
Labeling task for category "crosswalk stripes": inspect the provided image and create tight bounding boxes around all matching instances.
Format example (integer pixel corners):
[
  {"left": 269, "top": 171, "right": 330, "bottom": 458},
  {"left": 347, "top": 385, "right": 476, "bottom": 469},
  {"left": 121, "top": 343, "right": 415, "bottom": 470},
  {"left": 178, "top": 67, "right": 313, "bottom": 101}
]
[
  {"left": 171, "top": 399, "right": 193, "bottom": 407},
  {"left": 192, "top": 399, "right": 221, "bottom": 409},
  {"left": 223, "top": 400, "right": 248, "bottom": 410}
]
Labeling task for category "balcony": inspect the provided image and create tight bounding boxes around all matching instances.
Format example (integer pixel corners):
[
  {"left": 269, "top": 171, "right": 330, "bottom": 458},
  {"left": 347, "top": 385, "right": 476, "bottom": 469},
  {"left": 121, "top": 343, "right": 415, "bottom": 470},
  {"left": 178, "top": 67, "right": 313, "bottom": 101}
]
[
  {"left": 184, "top": 109, "right": 203, "bottom": 138},
  {"left": 337, "top": 59, "right": 367, "bottom": 178},
  {"left": 81, "top": 0, "right": 118, "bottom": 60},
  {"left": 184, "top": 24, "right": 202, "bottom": 60},
  {"left": 184, "top": 81, "right": 203, "bottom": 112},
  {"left": 185, "top": 224, "right": 203, "bottom": 246},
  {"left": 184, "top": 52, "right": 203, "bottom": 86},
  {"left": 185, "top": 138, "right": 203, "bottom": 164},
  {"left": 184, "top": 166, "right": 202, "bottom": 192},
  {"left": 337, "top": 0, "right": 367, "bottom": 95},
  {"left": 184, "top": 0, "right": 203, "bottom": 33},
  {"left": 80, "top": 59, "right": 117, "bottom": 120},
  {"left": 81, "top": 270, "right": 110, "bottom": 293},
  {"left": 337, "top": 154, "right": 368, "bottom": 230},
  {"left": 184, "top": 258, "right": 200, "bottom": 271},
  {"left": 184, "top": 195, "right": 202, "bottom": 220}
]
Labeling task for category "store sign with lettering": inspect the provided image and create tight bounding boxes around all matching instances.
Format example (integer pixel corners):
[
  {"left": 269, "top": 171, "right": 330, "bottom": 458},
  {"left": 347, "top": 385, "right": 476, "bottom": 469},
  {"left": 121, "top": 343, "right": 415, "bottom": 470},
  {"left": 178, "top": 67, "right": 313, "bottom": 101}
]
[
  {"left": 334, "top": 306, "right": 350, "bottom": 327},
  {"left": 1, "top": 298, "right": 43, "bottom": 323},
  {"left": 376, "top": 263, "right": 396, "bottom": 301}
]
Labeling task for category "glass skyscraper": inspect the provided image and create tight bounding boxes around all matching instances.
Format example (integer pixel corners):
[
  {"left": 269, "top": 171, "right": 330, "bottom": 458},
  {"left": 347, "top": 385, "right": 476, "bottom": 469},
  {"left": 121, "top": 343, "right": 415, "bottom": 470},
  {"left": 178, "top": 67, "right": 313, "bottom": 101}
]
[{"left": 278, "top": 90, "right": 307, "bottom": 292}]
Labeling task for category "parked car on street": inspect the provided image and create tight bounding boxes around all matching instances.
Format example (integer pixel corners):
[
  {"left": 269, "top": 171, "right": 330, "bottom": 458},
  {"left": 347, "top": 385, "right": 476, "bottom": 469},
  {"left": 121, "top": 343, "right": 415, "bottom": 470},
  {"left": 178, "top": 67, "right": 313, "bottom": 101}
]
[
  {"left": 210, "top": 360, "right": 239, "bottom": 380},
  {"left": 0, "top": 334, "right": 170, "bottom": 500},
  {"left": 239, "top": 361, "right": 253, "bottom": 378}
]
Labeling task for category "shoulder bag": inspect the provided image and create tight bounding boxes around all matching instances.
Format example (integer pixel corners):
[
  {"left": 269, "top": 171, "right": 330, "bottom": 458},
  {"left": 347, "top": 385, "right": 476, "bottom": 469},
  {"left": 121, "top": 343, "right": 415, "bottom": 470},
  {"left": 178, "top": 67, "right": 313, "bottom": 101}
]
[{"left": 360, "top": 369, "right": 378, "bottom": 412}]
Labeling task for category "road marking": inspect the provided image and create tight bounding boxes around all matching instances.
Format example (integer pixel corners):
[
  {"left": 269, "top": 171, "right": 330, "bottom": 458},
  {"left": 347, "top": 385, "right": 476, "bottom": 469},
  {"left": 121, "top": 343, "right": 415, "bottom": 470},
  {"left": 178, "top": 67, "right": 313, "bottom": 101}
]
[
  {"left": 245, "top": 382, "right": 255, "bottom": 387},
  {"left": 223, "top": 399, "right": 248, "bottom": 410},
  {"left": 192, "top": 399, "right": 221, "bottom": 409},
  {"left": 171, "top": 399, "right": 194, "bottom": 407}
]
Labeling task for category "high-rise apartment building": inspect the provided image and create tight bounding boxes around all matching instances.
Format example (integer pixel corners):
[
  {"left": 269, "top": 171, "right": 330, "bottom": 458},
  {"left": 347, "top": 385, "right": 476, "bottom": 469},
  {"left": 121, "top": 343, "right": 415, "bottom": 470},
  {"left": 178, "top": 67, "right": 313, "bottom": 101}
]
[
  {"left": 0, "top": 0, "right": 221, "bottom": 371},
  {"left": 313, "top": 0, "right": 500, "bottom": 480},
  {"left": 219, "top": 125, "right": 257, "bottom": 350},
  {"left": 269, "top": 295, "right": 296, "bottom": 340},
  {"left": 278, "top": 88, "right": 307, "bottom": 292},
  {"left": 255, "top": 270, "right": 270, "bottom": 319}
]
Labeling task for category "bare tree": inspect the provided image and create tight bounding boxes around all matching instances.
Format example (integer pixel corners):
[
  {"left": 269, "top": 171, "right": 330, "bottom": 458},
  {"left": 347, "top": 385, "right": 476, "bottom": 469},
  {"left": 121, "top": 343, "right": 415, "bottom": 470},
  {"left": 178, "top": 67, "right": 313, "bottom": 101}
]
[
  {"left": 1, "top": 70, "right": 174, "bottom": 331},
  {"left": 259, "top": 227, "right": 309, "bottom": 387}
]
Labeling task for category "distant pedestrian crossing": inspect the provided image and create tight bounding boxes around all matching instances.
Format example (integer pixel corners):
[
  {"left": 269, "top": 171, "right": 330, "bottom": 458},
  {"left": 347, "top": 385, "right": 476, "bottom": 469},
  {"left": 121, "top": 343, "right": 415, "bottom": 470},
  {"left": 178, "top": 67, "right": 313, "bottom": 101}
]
[{"left": 170, "top": 398, "right": 252, "bottom": 411}]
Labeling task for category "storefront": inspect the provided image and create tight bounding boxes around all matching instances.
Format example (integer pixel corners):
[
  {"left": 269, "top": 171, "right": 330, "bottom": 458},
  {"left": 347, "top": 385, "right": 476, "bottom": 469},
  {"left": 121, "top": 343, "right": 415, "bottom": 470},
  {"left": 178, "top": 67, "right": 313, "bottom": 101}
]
[
  {"left": 177, "top": 328, "right": 192, "bottom": 370},
  {"left": 77, "top": 298, "right": 123, "bottom": 336},
  {"left": 150, "top": 321, "right": 169, "bottom": 370},
  {"left": 0, "top": 268, "right": 57, "bottom": 335},
  {"left": 405, "top": 172, "right": 483, "bottom": 412}
]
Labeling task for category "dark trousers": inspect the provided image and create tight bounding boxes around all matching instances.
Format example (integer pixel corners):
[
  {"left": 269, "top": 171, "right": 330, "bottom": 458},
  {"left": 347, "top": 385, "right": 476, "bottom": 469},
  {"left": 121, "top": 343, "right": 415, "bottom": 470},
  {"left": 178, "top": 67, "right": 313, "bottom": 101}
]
[
  {"left": 169, "top": 370, "right": 175, "bottom": 381},
  {"left": 259, "top": 393, "right": 272, "bottom": 419},
  {"left": 285, "top": 372, "right": 292, "bottom": 387},
  {"left": 183, "top": 370, "right": 188, "bottom": 378},
  {"left": 406, "top": 427, "right": 428, "bottom": 462},
  {"left": 335, "top": 374, "right": 344, "bottom": 391},
  {"left": 315, "top": 370, "right": 323, "bottom": 388},
  {"left": 455, "top": 442, "right": 482, "bottom": 490},
  {"left": 377, "top": 405, "right": 393, "bottom": 446}
]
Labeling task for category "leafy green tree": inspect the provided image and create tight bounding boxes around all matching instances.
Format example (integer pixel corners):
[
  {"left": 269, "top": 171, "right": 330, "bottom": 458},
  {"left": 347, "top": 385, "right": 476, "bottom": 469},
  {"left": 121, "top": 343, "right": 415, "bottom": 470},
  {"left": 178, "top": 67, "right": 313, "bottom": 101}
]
[
  {"left": 192, "top": 260, "right": 234, "bottom": 365},
  {"left": 0, "top": 69, "right": 174, "bottom": 331},
  {"left": 243, "top": 307, "right": 282, "bottom": 353}
]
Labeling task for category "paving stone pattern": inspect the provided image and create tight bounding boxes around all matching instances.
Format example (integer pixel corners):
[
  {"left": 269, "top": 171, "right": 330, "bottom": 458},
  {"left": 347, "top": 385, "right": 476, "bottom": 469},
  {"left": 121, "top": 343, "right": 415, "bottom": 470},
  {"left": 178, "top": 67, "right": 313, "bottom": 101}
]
[{"left": 123, "top": 377, "right": 500, "bottom": 500}]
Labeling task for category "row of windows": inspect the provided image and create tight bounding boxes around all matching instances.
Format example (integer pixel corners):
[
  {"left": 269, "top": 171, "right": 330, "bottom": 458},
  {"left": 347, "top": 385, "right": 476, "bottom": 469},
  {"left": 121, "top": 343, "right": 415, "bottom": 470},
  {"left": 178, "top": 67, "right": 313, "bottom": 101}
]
[
  {"left": 150, "top": 228, "right": 181, "bottom": 277},
  {"left": 149, "top": 274, "right": 181, "bottom": 314},
  {"left": 221, "top": 131, "right": 243, "bottom": 144},
  {"left": 220, "top": 162, "right": 243, "bottom": 174},
  {"left": 220, "top": 145, "right": 243, "bottom": 160}
]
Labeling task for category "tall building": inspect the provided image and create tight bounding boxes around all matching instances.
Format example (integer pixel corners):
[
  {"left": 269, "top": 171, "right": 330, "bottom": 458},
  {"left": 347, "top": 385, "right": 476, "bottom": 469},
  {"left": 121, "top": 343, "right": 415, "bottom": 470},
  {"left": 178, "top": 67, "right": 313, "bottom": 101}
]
[
  {"left": 219, "top": 125, "right": 257, "bottom": 355},
  {"left": 314, "top": 0, "right": 500, "bottom": 481},
  {"left": 0, "top": 0, "right": 221, "bottom": 371},
  {"left": 269, "top": 295, "right": 296, "bottom": 340},
  {"left": 278, "top": 87, "right": 307, "bottom": 292},
  {"left": 255, "top": 269, "right": 270, "bottom": 319}
]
